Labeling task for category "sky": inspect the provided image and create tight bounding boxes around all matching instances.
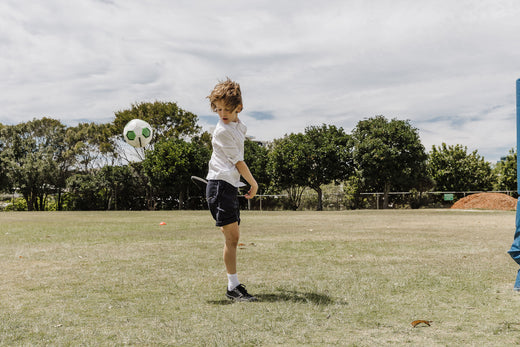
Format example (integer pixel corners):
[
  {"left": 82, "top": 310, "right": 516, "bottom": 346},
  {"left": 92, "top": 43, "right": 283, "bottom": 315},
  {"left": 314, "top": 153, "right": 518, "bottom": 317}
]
[{"left": 1, "top": 0, "right": 520, "bottom": 163}]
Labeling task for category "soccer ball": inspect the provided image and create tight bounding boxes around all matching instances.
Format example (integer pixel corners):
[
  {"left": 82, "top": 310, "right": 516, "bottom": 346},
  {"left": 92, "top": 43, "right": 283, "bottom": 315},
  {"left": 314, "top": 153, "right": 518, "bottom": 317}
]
[{"left": 123, "top": 119, "right": 153, "bottom": 148}]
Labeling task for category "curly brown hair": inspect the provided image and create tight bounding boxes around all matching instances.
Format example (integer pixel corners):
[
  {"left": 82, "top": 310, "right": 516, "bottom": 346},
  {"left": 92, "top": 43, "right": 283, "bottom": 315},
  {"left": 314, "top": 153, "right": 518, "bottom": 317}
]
[{"left": 207, "top": 77, "right": 243, "bottom": 113}]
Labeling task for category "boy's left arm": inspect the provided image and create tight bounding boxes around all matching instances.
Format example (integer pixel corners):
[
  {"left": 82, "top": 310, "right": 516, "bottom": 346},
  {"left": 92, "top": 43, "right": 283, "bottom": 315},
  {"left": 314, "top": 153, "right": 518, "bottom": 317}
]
[{"left": 235, "top": 161, "right": 258, "bottom": 199}]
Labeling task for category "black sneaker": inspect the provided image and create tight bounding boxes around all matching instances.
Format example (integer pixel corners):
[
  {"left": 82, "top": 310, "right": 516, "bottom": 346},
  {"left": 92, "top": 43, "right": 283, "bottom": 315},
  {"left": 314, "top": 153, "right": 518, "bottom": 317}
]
[{"left": 226, "top": 284, "right": 258, "bottom": 302}]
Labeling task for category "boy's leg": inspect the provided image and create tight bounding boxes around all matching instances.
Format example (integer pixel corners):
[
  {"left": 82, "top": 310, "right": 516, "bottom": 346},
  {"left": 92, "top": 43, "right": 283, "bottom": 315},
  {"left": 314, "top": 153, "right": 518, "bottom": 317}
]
[
  {"left": 221, "top": 222, "right": 240, "bottom": 276},
  {"left": 221, "top": 221, "right": 257, "bottom": 301}
]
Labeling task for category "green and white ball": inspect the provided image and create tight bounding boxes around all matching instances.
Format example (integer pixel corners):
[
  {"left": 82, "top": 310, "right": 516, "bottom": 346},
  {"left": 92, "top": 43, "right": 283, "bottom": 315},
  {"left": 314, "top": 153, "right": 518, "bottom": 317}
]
[{"left": 123, "top": 119, "right": 153, "bottom": 148}]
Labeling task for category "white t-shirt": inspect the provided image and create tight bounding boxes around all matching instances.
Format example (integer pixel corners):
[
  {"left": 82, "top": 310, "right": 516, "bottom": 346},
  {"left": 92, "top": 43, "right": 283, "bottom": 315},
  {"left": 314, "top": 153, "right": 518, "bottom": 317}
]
[{"left": 206, "top": 119, "right": 247, "bottom": 187}]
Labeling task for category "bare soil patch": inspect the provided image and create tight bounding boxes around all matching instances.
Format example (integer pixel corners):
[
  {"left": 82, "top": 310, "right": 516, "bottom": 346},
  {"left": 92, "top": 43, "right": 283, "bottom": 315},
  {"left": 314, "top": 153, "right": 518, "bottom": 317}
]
[{"left": 451, "top": 192, "right": 517, "bottom": 210}]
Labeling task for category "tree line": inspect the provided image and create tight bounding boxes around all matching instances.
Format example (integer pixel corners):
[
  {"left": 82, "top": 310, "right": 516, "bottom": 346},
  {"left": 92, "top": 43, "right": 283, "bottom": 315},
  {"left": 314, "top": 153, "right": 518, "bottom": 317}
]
[{"left": 0, "top": 101, "right": 515, "bottom": 211}]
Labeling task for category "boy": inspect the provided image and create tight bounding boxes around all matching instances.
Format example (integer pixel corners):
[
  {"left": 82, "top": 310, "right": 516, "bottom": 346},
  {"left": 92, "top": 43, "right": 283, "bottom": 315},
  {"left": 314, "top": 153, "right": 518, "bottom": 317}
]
[{"left": 206, "top": 78, "right": 259, "bottom": 302}]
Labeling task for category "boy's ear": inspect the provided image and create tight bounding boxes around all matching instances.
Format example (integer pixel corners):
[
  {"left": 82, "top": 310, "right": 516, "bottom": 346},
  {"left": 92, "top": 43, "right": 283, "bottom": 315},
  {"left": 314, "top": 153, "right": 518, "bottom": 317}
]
[{"left": 236, "top": 104, "right": 243, "bottom": 113}]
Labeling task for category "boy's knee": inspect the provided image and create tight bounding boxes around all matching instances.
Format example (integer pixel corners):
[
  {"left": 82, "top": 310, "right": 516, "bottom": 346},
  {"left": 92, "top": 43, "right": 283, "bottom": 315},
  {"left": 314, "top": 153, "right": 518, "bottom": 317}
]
[
  {"left": 226, "top": 239, "right": 239, "bottom": 249},
  {"left": 221, "top": 223, "right": 240, "bottom": 242},
  {"left": 224, "top": 231, "right": 240, "bottom": 245}
]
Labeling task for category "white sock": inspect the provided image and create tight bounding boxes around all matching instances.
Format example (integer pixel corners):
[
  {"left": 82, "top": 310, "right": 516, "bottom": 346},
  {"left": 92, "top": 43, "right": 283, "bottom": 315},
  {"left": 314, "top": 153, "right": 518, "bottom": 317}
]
[{"left": 227, "top": 273, "right": 240, "bottom": 291}]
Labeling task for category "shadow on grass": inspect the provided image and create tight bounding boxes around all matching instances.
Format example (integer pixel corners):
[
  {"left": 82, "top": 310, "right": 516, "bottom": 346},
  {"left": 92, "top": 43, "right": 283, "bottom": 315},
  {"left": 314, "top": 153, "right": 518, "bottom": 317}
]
[
  {"left": 256, "top": 290, "right": 335, "bottom": 305},
  {"left": 208, "top": 290, "right": 343, "bottom": 306}
]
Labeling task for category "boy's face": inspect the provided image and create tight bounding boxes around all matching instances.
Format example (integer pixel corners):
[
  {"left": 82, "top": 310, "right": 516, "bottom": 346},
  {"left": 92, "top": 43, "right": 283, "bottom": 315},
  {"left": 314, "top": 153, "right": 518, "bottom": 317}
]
[{"left": 214, "top": 100, "right": 242, "bottom": 124}]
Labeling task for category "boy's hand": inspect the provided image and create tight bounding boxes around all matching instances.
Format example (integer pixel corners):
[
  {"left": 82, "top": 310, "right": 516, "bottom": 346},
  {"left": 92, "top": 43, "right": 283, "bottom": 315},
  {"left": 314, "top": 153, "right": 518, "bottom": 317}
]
[
  {"left": 235, "top": 161, "right": 258, "bottom": 199},
  {"left": 245, "top": 184, "right": 258, "bottom": 199}
]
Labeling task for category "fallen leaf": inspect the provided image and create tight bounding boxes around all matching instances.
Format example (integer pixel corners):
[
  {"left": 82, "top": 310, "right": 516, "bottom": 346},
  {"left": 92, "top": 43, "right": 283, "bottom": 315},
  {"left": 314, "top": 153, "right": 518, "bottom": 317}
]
[{"left": 411, "top": 320, "right": 432, "bottom": 327}]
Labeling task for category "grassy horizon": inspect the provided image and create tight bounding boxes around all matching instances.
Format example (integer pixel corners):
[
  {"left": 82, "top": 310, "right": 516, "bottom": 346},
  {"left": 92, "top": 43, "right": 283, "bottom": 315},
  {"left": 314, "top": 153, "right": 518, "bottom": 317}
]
[{"left": 0, "top": 209, "right": 519, "bottom": 345}]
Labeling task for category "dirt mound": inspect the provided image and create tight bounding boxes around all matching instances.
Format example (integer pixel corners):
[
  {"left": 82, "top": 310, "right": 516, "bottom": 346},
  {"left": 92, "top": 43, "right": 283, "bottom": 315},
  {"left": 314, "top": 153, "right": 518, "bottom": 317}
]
[{"left": 451, "top": 193, "right": 517, "bottom": 211}]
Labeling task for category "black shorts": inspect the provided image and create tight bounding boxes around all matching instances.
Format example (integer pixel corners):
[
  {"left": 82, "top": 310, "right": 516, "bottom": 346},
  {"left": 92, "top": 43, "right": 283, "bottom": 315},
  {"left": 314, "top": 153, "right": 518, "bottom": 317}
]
[{"left": 206, "top": 180, "right": 240, "bottom": 227}]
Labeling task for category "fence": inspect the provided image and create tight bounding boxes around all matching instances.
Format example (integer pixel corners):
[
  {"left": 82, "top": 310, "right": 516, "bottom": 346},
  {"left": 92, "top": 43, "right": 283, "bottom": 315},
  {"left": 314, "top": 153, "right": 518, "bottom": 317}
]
[
  {"left": 360, "top": 190, "right": 517, "bottom": 209},
  {"left": 3, "top": 190, "right": 516, "bottom": 212},
  {"left": 241, "top": 190, "right": 518, "bottom": 211}
]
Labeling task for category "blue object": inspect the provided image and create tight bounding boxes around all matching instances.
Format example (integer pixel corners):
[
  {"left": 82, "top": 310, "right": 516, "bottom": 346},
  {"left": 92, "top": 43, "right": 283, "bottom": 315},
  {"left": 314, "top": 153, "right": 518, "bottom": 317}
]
[
  {"left": 508, "top": 199, "right": 520, "bottom": 289},
  {"left": 517, "top": 79, "right": 520, "bottom": 193},
  {"left": 515, "top": 269, "right": 520, "bottom": 291},
  {"left": 508, "top": 79, "right": 520, "bottom": 290}
]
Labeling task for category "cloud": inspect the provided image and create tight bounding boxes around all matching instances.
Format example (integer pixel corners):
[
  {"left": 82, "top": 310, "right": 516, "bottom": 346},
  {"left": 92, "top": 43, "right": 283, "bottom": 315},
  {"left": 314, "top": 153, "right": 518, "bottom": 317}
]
[
  {"left": 247, "top": 111, "right": 274, "bottom": 121},
  {"left": 198, "top": 115, "right": 218, "bottom": 127},
  {"left": 0, "top": 0, "right": 519, "bottom": 162}
]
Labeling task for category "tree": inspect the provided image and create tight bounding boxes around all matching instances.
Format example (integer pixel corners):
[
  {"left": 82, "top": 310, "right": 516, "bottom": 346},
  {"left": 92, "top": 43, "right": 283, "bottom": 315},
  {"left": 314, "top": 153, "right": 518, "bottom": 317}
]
[
  {"left": 113, "top": 101, "right": 201, "bottom": 141},
  {"left": 0, "top": 118, "right": 69, "bottom": 211},
  {"left": 267, "top": 125, "right": 352, "bottom": 210},
  {"left": 267, "top": 133, "right": 309, "bottom": 210},
  {"left": 111, "top": 101, "right": 202, "bottom": 164},
  {"left": 493, "top": 148, "right": 516, "bottom": 192},
  {"left": 65, "top": 173, "right": 105, "bottom": 210},
  {"left": 427, "top": 143, "right": 494, "bottom": 192},
  {"left": 143, "top": 138, "right": 210, "bottom": 209},
  {"left": 65, "top": 164, "right": 149, "bottom": 211},
  {"left": 53, "top": 122, "right": 117, "bottom": 210},
  {"left": 98, "top": 164, "right": 149, "bottom": 210},
  {"left": 303, "top": 124, "right": 352, "bottom": 210},
  {"left": 351, "top": 116, "right": 429, "bottom": 209},
  {"left": 71, "top": 122, "right": 118, "bottom": 173},
  {"left": 0, "top": 123, "right": 9, "bottom": 191},
  {"left": 244, "top": 139, "right": 270, "bottom": 194}
]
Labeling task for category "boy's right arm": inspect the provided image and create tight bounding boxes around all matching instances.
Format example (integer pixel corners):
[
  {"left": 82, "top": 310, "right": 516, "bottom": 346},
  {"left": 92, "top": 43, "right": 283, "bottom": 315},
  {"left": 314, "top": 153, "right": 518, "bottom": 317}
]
[{"left": 235, "top": 160, "right": 258, "bottom": 199}]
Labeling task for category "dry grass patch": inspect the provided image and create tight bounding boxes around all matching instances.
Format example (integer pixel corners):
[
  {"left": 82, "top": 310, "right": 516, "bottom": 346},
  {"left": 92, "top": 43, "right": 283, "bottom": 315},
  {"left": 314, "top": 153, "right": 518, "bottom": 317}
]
[{"left": 0, "top": 210, "right": 518, "bottom": 345}]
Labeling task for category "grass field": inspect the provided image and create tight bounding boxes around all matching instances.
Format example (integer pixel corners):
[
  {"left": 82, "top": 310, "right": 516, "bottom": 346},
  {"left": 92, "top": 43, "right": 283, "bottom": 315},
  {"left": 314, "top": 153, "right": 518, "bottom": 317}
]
[{"left": 0, "top": 209, "right": 519, "bottom": 346}]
